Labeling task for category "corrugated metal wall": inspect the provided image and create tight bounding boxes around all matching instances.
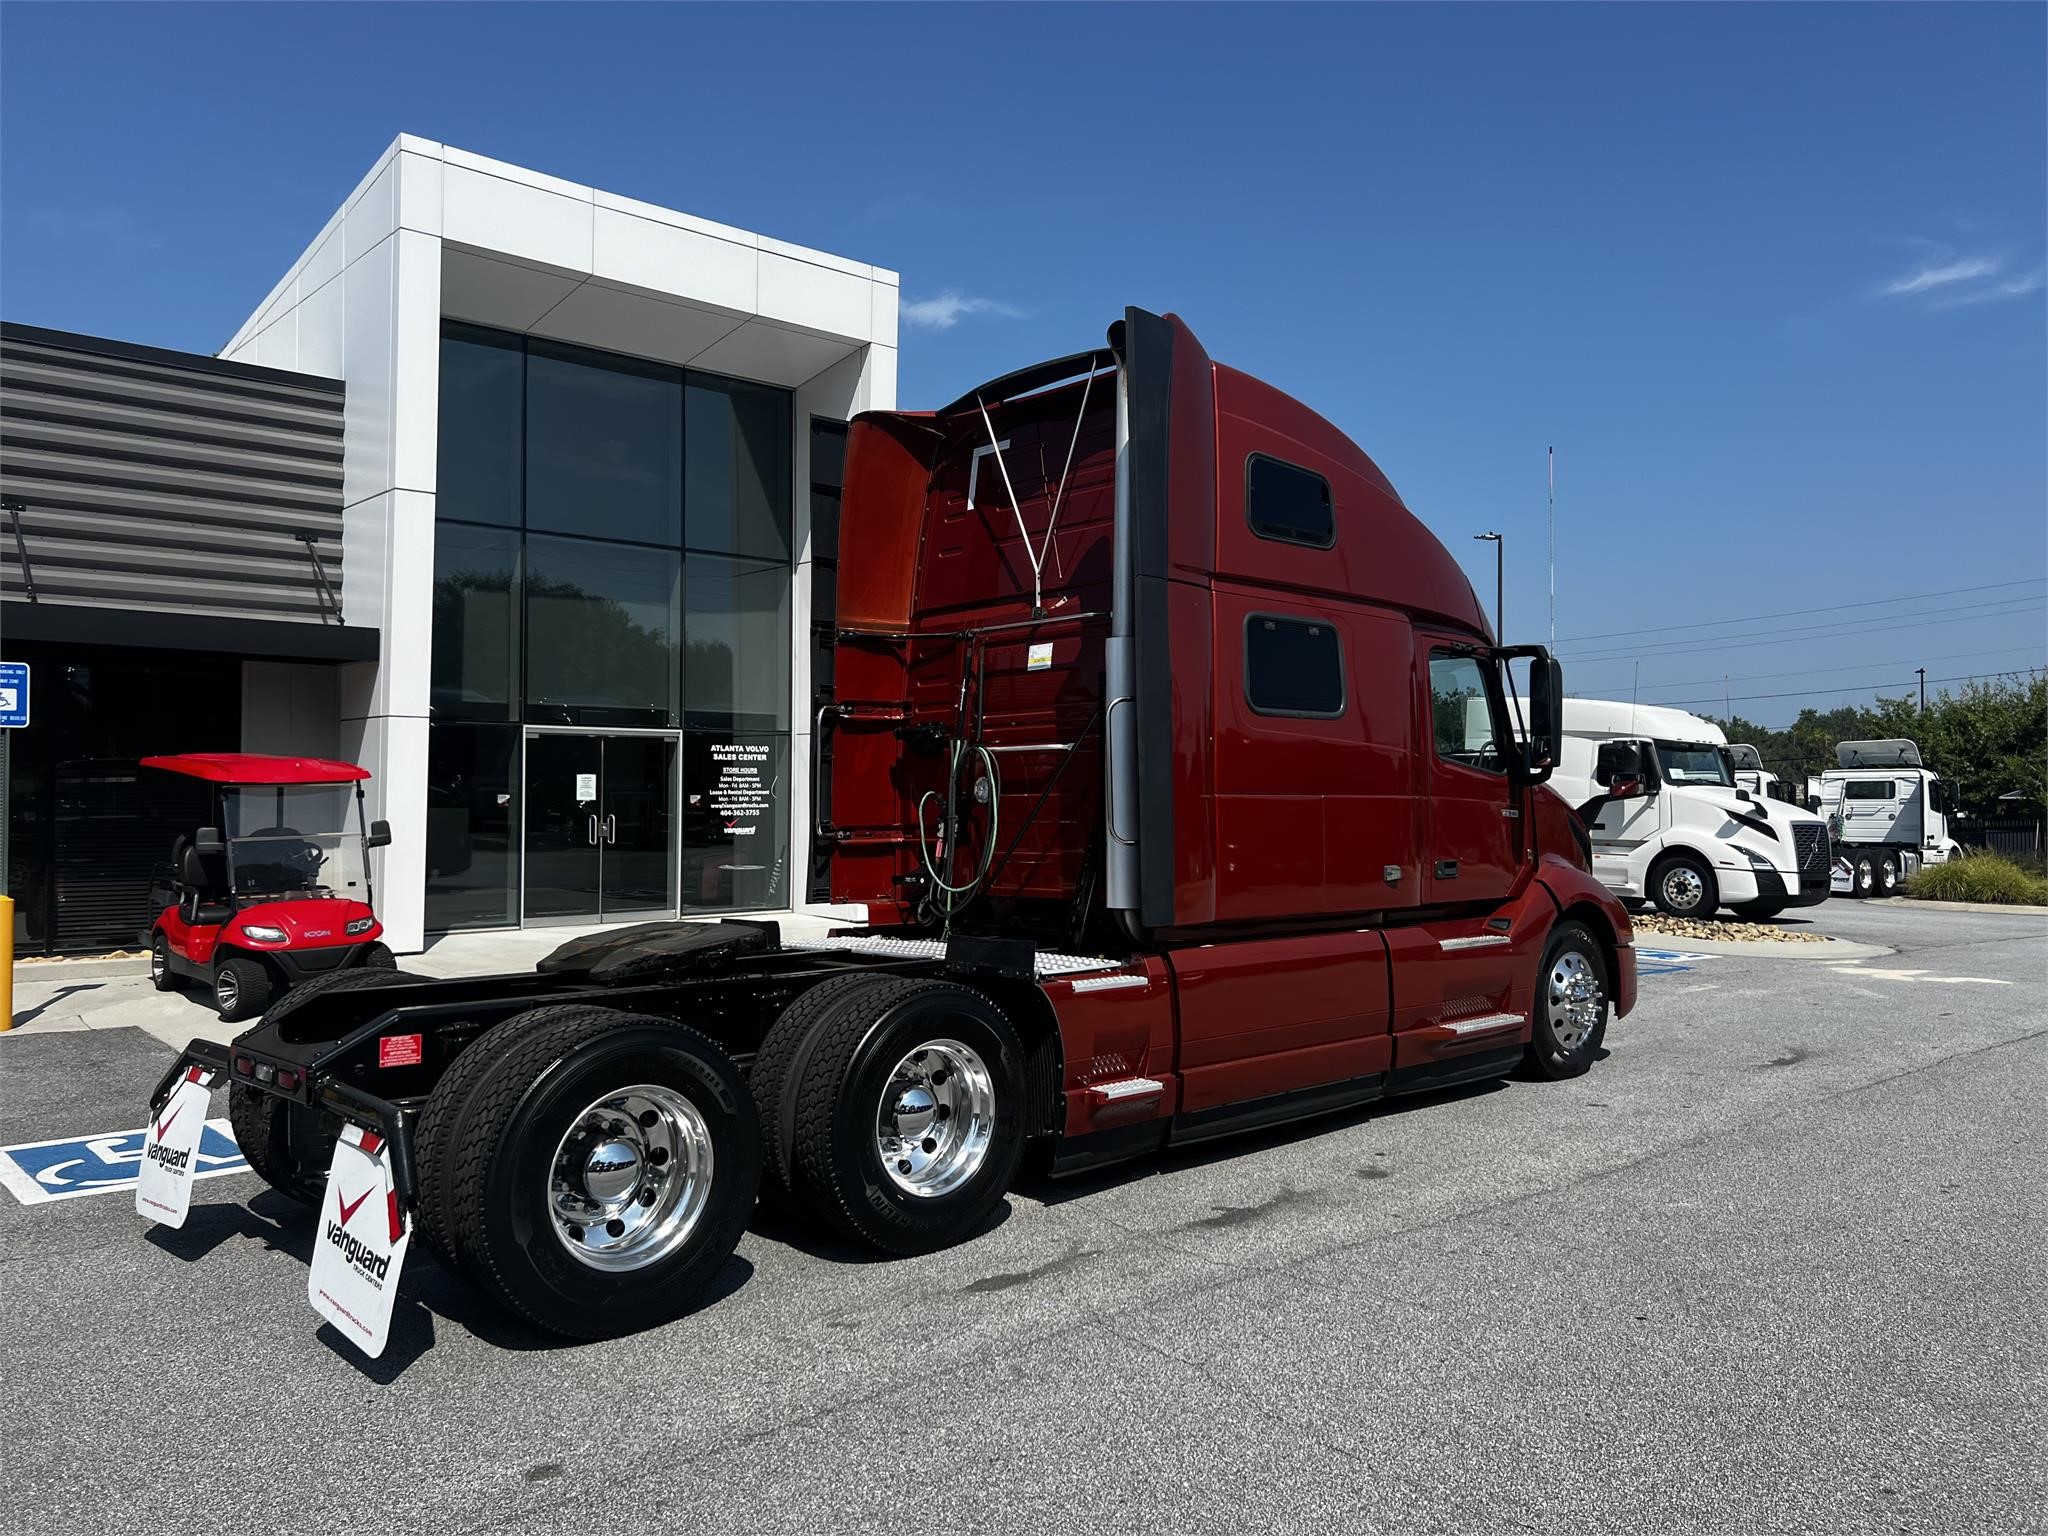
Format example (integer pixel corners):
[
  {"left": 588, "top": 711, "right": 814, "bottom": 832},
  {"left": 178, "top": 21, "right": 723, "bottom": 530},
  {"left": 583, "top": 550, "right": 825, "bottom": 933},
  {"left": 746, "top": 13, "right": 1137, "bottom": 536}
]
[{"left": 0, "top": 323, "right": 346, "bottom": 623}]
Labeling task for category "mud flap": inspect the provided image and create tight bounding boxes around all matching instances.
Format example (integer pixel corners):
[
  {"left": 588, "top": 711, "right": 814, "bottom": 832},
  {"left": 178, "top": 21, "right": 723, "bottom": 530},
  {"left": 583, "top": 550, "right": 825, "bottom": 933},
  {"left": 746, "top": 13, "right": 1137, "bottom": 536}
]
[
  {"left": 308, "top": 1124, "right": 411, "bottom": 1359},
  {"left": 134, "top": 1067, "right": 214, "bottom": 1228}
]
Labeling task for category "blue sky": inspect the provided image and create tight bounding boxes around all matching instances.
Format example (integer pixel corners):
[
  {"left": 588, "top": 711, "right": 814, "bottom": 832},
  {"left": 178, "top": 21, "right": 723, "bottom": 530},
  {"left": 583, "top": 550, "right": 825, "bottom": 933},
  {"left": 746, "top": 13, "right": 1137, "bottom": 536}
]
[{"left": 4, "top": 3, "right": 2042, "bottom": 725}]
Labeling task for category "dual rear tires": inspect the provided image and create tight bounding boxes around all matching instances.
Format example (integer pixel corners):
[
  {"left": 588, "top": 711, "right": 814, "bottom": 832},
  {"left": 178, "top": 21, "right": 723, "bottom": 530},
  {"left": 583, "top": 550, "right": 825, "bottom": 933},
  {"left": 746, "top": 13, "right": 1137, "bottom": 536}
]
[
  {"left": 1842, "top": 849, "right": 1901, "bottom": 899},
  {"left": 401, "top": 977, "right": 1027, "bottom": 1337}
]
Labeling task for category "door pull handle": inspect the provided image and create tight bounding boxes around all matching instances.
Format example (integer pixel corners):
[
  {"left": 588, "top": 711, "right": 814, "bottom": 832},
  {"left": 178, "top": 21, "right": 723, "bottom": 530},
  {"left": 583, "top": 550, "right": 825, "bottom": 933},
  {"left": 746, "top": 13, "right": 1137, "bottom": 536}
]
[
  {"left": 1435, "top": 860, "right": 1459, "bottom": 879},
  {"left": 604, "top": 814, "right": 617, "bottom": 845},
  {"left": 588, "top": 814, "right": 599, "bottom": 846}
]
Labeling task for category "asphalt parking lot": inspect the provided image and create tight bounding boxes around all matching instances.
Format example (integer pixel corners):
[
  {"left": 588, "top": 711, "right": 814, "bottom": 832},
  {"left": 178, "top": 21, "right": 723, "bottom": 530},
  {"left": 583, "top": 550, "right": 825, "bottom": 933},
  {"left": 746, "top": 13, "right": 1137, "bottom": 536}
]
[{"left": 2, "top": 900, "right": 2042, "bottom": 1536}]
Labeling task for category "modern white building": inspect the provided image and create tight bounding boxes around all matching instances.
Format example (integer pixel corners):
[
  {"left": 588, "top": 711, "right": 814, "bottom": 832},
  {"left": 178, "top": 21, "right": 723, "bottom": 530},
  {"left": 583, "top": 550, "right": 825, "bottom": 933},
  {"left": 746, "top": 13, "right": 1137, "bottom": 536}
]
[{"left": 219, "top": 135, "right": 899, "bottom": 951}]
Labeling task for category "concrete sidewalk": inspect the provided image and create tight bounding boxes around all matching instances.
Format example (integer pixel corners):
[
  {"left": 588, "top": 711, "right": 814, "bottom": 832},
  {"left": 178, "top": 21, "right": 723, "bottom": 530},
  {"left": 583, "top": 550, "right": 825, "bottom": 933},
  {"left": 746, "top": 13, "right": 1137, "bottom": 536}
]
[{"left": 4, "top": 912, "right": 855, "bottom": 1054}]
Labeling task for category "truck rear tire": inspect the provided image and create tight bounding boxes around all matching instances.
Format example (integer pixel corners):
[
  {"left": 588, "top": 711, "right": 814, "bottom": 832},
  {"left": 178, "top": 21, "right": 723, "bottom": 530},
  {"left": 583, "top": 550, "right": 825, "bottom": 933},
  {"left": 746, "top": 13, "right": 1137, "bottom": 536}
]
[
  {"left": 1524, "top": 922, "right": 1611, "bottom": 1080},
  {"left": 434, "top": 1007, "right": 760, "bottom": 1339},
  {"left": 231, "top": 969, "right": 423, "bottom": 1206},
  {"left": 1849, "top": 851, "right": 1876, "bottom": 898},
  {"left": 750, "top": 973, "right": 891, "bottom": 1199},
  {"left": 786, "top": 977, "right": 1027, "bottom": 1256},
  {"left": 1649, "top": 853, "right": 1718, "bottom": 919},
  {"left": 1875, "top": 852, "right": 1901, "bottom": 897}
]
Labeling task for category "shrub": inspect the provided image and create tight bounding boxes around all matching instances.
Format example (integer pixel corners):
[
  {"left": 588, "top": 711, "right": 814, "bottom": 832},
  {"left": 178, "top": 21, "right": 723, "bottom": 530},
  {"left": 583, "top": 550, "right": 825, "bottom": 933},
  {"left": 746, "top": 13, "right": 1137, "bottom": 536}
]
[{"left": 1904, "top": 851, "right": 2048, "bottom": 906}]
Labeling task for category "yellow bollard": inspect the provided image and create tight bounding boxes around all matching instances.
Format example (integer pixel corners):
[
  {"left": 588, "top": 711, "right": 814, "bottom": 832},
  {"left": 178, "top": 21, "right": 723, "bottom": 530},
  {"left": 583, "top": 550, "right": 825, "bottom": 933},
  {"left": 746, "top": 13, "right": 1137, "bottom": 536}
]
[{"left": 0, "top": 893, "right": 13, "bottom": 1031}]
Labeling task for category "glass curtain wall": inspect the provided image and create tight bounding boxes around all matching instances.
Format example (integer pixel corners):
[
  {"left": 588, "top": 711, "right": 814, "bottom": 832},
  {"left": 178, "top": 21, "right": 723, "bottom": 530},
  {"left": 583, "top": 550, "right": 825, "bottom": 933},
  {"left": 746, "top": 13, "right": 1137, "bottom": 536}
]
[{"left": 428, "top": 322, "right": 794, "bottom": 930}]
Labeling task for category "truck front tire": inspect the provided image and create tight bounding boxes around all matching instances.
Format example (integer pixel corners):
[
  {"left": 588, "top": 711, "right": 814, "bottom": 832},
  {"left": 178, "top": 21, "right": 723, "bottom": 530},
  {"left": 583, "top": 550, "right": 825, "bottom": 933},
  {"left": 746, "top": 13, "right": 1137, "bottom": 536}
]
[
  {"left": 785, "top": 978, "right": 1027, "bottom": 1256},
  {"left": 430, "top": 1007, "right": 759, "bottom": 1339},
  {"left": 1524, "top": 922, "right": 1611, "bottom": 1080},
  {"left": 1649, "top": 853, "right": 1718, "bottom": 919}
]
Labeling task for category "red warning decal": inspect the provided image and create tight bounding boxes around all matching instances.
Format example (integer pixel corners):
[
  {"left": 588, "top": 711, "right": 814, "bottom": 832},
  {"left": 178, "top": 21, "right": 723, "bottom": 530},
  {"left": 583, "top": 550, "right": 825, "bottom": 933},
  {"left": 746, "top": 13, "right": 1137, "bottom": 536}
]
[{"left": 377, "top": 1034, "right": 424, "bottom": 1069}]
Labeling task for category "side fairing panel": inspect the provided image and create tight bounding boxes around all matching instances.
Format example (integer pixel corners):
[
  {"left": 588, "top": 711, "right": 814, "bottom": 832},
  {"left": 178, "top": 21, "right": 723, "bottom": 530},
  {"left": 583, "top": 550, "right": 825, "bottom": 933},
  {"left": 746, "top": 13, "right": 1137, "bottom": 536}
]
[{"left": 1167, "top": 930, "right": 1392, "bottom": 1112}]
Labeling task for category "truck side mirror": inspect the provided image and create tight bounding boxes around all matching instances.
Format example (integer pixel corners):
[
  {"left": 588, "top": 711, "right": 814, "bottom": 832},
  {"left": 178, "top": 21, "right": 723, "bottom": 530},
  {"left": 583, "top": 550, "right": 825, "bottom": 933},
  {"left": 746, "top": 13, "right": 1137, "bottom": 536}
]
[
  {"left": 1806, "top": 795, "right": 1821, "bottom": 814},
  {"left": 1523, "top": 655, "right": 1564, "bottom": 784},
  {"left": 1595, "top": 741, "right": 1644, "bottom": 788},
  {"left": 366, "top": 819, "right": 393, "bottom": 850},
  {"left": 194, "top": 827, "right": 224, "bottom": 855}
]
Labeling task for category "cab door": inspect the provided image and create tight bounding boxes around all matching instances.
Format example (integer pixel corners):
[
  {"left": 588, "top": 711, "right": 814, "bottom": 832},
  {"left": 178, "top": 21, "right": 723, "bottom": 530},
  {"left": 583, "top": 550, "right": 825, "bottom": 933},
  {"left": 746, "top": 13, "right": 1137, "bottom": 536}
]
[{"left": 1420, "top": 644, "right": 1520, "bottom": 905}]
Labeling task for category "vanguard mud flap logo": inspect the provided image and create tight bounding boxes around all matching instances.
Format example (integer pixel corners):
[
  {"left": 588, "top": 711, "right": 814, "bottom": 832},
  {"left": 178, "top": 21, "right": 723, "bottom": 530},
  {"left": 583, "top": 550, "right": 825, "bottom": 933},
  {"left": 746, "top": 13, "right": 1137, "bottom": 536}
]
[
  {"left": 308, "top": 1125, "right": 412, "bottom": 1360},
  {"left": 324, "top": 1188, "right": 395, "bottom": 1285}
]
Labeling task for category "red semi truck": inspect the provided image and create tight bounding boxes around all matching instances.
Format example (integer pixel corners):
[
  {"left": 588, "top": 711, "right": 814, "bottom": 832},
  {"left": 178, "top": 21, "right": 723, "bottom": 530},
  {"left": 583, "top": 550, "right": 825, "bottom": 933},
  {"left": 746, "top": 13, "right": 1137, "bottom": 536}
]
[{"left": 139, "top": 308, "right": 1635, "bottom": 1354}]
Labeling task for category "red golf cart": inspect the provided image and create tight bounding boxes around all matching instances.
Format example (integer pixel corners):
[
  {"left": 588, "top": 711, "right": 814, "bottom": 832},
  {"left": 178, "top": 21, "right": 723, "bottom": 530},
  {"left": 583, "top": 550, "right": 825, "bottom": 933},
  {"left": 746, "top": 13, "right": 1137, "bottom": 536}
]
[{"left": 142, "top": 753, "right": 395, "bottom": 1021}]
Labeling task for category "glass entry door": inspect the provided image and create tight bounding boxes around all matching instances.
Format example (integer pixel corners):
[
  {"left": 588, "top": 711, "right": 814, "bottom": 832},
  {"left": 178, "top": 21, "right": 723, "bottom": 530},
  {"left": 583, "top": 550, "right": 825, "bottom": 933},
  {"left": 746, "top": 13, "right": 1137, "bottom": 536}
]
[{"left": 523, "top": 732, "right": 678, "bottom": 924}]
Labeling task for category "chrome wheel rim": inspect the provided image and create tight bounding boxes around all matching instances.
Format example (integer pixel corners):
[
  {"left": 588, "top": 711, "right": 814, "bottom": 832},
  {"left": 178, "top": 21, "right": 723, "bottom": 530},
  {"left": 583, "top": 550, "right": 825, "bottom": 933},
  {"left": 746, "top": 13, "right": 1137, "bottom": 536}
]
[
  {"left": 1855, "top": 861, "right": 1873, "bottom": 892},
  {"left": 547, "top": 1084, "right": 714, "bottom": 1272},
  {"left": 216, "top": 969, "right": 238, "bottom": 1009},
  {"left": 150, "top": 942, "right": 166, "bottom": 981},
  {"left": 875, "top": 1039, "right": 996, "bottom": 1199},
  {"left": 1548, "top": 950, "right": 1606, "bottom": 1053},
  {"left": 1662, "top": 865, "right": 1706, "bottom": 913}
]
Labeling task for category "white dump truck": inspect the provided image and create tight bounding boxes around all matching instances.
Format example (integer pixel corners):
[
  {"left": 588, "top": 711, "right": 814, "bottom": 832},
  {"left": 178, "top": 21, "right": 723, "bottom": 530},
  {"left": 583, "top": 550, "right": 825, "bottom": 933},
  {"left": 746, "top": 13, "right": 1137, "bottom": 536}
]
[
  {"left": 1805, "top": 738, "right": 1963, "bottom": 897},
  {"left": 1547, "top": 700, "right": 1833, "bottom": 919}
]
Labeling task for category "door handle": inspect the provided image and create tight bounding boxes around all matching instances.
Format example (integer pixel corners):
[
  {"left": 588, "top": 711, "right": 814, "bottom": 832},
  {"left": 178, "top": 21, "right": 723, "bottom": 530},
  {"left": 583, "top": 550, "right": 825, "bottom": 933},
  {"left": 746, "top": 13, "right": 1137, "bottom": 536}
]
[
  {"left": 1434, "top": 859, "right": 1459, "bottom": 879},
  {"left": 604, "top": 813, "right": 617, "bottom": 845},
  {"left": 588, "top": 814, "right": 599, "bottom": 846}
]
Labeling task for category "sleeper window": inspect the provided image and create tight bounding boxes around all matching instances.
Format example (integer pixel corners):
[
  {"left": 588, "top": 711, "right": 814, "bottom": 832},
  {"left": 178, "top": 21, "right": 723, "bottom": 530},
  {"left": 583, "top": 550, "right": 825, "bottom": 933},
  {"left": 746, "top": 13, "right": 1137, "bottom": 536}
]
[
  {"left": 1246, "top": 456, "right": 1334, "bottom": 548},
  {"left": 1246, "top": 616, "right": 1344, "bottom": 717},
  {"left": 1428, "top": 652, "right": 1504, "bottom": 773},
  {"left": 1844, "top": 780, "right": 1894, "bottom": 800}
]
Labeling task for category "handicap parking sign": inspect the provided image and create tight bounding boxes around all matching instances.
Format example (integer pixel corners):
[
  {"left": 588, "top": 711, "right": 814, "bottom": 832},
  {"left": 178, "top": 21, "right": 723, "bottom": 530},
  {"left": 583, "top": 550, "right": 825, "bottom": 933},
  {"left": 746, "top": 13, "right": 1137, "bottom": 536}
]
[
  {"left": 0, "top": 1120, "right": 247, "bottom": 1205},
  {"left": 0, "top": 659, "right": 27, "bottom": 728}
]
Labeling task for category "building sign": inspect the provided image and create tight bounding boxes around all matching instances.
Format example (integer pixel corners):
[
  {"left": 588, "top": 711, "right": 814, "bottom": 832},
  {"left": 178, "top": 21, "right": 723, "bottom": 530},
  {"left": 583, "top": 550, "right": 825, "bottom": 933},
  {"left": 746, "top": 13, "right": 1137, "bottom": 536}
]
[
  {"left": 0, "top": 660, "right": 27, "bottom": 728},
  {"left": 708, "top": 743, "right": 772, "bottom": 837}
]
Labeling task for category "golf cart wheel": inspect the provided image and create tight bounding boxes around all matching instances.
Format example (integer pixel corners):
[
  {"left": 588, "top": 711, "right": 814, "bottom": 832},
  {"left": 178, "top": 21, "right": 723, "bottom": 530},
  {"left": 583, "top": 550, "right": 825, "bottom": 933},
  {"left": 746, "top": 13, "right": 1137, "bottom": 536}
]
[
  {"left": 1875, "top": 853, "right": 1901, "bottom": 897},
  {"left": 361, "top": 941, "right": 397, "bottom": 970},
  {"left": 149, "top": 932, "right": 178, "bottom": 992},
  {"left": 212, "top": 956, "right": 273, "bottom": 1023},
  {"left": 437, "top": 1007, "right": 759, "bottom": 1339},
  {"left": 1524, "top": 921, "right": 1611, "bottom": 1081},
  {"left": 1649, "top": 852, "right": 1718, "bottom": 919},
  {"left": 786, "top": 977, "right": 1027, "bottom": 1256},
  {"left": 1730, "top": 900, "right": 1785, "bottom": 921},
  {"left": 1850, "top": 851, "right": 1876, "bottom": 898}
]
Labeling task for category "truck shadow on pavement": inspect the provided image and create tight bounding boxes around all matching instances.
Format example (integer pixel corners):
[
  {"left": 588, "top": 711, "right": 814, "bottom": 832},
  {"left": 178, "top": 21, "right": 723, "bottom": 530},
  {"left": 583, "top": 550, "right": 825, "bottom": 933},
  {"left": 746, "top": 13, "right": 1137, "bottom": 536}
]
[
  {"left": 1019, "top": 1074, "right": 1516, "bottom": 1210},
  {"left": 145, "top": 1188, "right": 754, "bottom": 1379}
]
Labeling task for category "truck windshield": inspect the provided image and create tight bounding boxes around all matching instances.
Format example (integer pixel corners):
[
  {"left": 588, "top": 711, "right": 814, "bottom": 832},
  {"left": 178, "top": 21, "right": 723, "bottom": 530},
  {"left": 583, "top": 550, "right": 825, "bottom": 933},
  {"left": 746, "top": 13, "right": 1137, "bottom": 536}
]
[
  {"left": 1653, "top": 741, "right": 1734, "bottom": 787},
  {"left": 222, "top": 785, "right": 369, "bottom": 902}
]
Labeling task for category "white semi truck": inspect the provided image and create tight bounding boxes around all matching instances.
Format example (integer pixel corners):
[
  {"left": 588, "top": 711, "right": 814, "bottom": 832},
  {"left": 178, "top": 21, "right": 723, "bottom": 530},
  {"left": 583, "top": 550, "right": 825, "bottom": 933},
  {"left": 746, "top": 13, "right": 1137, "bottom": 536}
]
[
  {"left": 1804, "top": 738, "right": 1963, "bottom": 897},
  {"left": 1547, "top": 700, "right": 1834, "bottom": 920},
  {"left": 1729, "top": 743, "right": 1801, "bottom": 806}
]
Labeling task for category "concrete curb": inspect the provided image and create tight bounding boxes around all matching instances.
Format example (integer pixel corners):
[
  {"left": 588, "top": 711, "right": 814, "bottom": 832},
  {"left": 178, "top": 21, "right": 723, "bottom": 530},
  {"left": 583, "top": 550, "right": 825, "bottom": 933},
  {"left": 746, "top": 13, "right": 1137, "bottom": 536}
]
[
  {"left": 1883, "top": 898, "right": 2048, "bottom": 917},
  {"left": 13, "top": 957, "right": 149, "bottom": 983}
]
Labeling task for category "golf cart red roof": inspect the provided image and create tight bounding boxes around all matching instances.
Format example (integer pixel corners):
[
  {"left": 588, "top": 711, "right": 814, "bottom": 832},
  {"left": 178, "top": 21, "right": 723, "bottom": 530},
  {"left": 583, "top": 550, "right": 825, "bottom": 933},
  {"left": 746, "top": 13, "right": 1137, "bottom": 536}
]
[{"left": 140, "top": 753, "right": 370, "bottom": 786}]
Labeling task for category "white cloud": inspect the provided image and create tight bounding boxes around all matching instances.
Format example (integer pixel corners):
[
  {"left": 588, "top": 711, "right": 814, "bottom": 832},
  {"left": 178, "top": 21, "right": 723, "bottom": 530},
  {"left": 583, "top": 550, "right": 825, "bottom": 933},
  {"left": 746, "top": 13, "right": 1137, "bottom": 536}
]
[
  {"left": 1879, "top": 255, "right": 2002, "bottom": 297},
  {"left": 900, "top": 292, "right": 1022, "bottom": 330}
]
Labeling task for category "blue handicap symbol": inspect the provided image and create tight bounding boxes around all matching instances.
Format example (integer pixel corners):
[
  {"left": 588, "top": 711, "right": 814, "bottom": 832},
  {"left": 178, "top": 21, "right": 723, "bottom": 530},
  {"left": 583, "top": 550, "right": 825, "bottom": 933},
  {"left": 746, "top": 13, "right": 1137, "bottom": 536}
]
[{"left": 4, "top": 1123, "right": 246, "bottom": 1198}]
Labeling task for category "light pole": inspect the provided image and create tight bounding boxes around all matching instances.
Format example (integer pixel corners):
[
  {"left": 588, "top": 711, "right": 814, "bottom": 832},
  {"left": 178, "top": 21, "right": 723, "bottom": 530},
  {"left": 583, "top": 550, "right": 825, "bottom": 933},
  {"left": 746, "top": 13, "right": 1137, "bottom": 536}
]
[{"left": 1474, "top": 531, "right": 1503, "bottom": 640}]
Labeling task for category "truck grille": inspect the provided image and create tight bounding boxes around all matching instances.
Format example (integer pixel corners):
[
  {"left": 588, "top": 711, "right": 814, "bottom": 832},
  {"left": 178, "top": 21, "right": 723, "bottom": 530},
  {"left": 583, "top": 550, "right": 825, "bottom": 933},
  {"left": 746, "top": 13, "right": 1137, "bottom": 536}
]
[{"left": 1792, "top": 821, "right": 1829, "bottom": 879}]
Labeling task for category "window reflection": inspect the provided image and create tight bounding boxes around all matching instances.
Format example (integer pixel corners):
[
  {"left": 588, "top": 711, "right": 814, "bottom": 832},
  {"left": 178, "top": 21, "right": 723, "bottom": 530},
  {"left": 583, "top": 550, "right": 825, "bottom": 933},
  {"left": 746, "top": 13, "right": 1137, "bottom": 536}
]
[
  {"left": 431, "top": 523, "right": 519, "bottom": 719},
  {"left": 684, "top": 554, "right": 791, "bottom": 734},
  {"left": 526, "top": 535, "right": 680, "bottom": 727}
]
